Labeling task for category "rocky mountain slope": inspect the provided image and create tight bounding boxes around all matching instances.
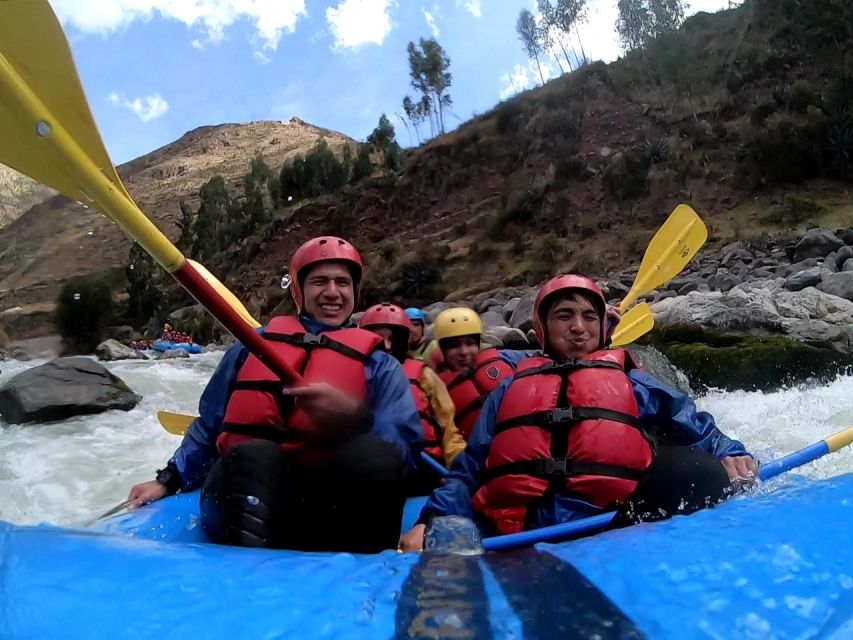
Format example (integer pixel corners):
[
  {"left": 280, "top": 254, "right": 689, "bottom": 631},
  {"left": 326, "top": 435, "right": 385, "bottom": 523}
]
[{"left": 0, "top": 165, "right": 54, "bottom": 228}]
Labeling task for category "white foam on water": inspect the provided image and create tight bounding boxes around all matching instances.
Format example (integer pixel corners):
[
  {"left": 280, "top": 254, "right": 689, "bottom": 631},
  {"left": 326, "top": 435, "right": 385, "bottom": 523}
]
[{"left": 1, "top": 356, "right": 851, "bottom": 527}]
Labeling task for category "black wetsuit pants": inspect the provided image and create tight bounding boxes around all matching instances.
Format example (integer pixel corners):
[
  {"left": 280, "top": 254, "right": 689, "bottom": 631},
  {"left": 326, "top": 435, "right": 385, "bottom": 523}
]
[{"left": 200, "top": 435, "right": 406, "bottom": 553}]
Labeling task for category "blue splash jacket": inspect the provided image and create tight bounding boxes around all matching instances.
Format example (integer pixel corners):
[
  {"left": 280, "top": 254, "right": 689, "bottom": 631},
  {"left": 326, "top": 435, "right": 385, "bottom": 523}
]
[
  {"left": 419, "top": 368, "right": 751, "bottom": 530},
  {"left": 169, "top": 315, "right": 423, "bottom": 489}
]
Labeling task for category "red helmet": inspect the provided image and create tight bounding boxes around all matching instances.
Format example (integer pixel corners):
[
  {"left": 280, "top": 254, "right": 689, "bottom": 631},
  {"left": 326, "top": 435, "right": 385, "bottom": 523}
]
[
  {"left": 289, "top": 236, "right": 363, "bottom": 313},
  {"left": 359, "top": 303, "right": 413, "bottom": 362},
  {"left": 533, "top": 274, "right": 607, "bottom": 350},
  {"left": 359, "top": 303, "right": 414, "bottom": 333}
]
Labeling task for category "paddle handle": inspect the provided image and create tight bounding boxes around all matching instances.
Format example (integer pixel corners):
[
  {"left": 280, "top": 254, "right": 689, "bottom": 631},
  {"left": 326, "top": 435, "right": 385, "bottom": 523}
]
[
  {"left": 420, "top": 452, "right": 450, "bottom": 477},
  {"left": 482, "top": 428, "right": 853, "bottom": 552},
  {"left": 173, "top": 263, "right": 302, "bottom": 385}
]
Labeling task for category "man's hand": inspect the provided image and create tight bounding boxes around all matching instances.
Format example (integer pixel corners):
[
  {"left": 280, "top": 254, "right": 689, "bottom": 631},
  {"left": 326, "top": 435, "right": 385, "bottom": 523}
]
[
  {"left": 283, "top": 383, "right": 363, "bottom": 431},
  {"left": 127, "top": 480, "right": 167, "bottom": 509},
  {"left": 721, "top": 455, "right": 759, "bottom": 491},
  {"left": 398, "top": 524, "right": 426, "bottom": 552}
]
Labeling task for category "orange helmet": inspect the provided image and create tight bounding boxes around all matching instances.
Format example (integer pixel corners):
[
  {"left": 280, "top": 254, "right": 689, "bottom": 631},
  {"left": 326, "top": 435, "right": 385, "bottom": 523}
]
[
  {"left": 533, "top": 274, "right": 606, "bottom": 350},
  {"left": 289, "top": 236, "right": 363, "bottom": 313}
]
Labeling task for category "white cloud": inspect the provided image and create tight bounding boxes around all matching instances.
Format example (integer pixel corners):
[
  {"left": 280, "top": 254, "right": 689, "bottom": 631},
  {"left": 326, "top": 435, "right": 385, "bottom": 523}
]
[
  {"left": 458, "top": 0, "right": 481, "bottom": 18},
  {"left": 51, "top": 0, "right": 306, "bottom": 54},
  {"left": 498, "top": 58, "right": 560, "bottom": 100},
  {"left": 107, "top": 92, "right": 169, "bottom": 122},
  {"left": 423, "top": 10, "right": 439, "bottom": 37},
  {"left": 191, "top": 38, "right": 205, "bottom": 51},
  {"left": 574, "top": 0, "right": 733, "bottom": 64},
  {"left": 326, "top": 0, "right": 393, "bottom": 50}
]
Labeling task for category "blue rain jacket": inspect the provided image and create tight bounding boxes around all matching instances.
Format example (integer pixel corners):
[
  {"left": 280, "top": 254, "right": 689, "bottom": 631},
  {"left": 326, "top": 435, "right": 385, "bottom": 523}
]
[
  {"left": 419, "top": 368, "right": 752, "bottom": 530},
  {"left": 169, "top": 315, "right": 423, "bottom": 489}
]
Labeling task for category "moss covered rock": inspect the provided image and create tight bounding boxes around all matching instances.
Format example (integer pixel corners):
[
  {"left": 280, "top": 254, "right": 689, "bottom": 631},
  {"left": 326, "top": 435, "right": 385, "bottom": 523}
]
[{"left": 647, "top": 324, "right": 853, "bottom": 392}]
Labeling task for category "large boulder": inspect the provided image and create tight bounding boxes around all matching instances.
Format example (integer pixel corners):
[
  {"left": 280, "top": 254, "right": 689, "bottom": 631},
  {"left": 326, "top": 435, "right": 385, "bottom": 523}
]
[
  {"left": 652, "top": 282, "right": 853, "bottom": 355},
  {"left": 95, "top": 339, "right": 148, "bottom": 362},
  {"left": 792, "top": 229, "right": 843, "bottom": 261},
  {"left": 508, "top": 290, "right": 537, "bottom": 332},
  {"left": 0, "top": 357, "right": 141, "bottom": 424},
  {"left": 816, "top": 272, "right": 853, "bottom": 302},
  {"left": 784, "top": 265, "right": 824, "bottom": 291}
]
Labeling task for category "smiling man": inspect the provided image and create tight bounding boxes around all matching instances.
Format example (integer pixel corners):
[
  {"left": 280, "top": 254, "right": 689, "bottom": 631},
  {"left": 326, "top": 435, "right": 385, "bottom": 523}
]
[
  {"left": 128, "top": 236, "right": 422, "bottom": 553},
  {"left": 399, "top": 274, "right": 757, "bottom": 551}
]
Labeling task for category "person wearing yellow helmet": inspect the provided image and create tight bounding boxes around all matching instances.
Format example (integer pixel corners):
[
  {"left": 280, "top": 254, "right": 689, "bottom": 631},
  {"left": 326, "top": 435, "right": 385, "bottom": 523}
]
[
  {"left": 360, "top": 303, "right": 467, "bottom": 494},
  {"left": 433, "top": 307, "right": 529, "bottom": 441}
]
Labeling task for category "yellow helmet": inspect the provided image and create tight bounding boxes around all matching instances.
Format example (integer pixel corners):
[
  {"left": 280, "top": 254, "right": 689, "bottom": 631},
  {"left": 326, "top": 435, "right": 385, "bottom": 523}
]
[{"left": 434, "top": 307, "right": 483, "bottom": 342}]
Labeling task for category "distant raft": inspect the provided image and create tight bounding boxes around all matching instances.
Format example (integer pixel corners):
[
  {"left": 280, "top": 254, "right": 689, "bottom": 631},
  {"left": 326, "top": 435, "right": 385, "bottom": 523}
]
[{"left": 152, "top": 339, "right": 202, "bottom": 354}]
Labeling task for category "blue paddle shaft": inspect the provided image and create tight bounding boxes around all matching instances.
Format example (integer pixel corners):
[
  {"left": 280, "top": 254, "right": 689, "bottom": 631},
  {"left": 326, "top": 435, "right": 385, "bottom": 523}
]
[
  {"left": 420, "top": 452, "right": 449, "bottom": 476},
  {"left": 482, "top": 438, "right": 835, "bottom": 552}
]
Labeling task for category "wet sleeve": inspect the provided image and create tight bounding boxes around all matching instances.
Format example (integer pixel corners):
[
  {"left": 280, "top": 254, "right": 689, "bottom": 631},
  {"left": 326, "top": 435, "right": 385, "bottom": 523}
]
[
  {"left": 169, "top": 342, "right": 249, "bottom": 489},
  {"left": 421, "top": 367, "right": 466, "bottom": 466},
  {"left": 417, "top": 379, "right": 510, "bottom": 524},
  {"left": 630, "top": 369, "right": 751, "bottom": 459},
  {"left": 365, "top": 350, "right": 424, "bottom": 473}
]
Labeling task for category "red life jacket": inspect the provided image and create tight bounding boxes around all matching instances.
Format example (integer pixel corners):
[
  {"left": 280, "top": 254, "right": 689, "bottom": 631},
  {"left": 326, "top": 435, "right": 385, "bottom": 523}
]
[
  {"left": 472, "top": 349, "right": 654, "bottom": 534},
  {"left": 403, "top": 358, "right": 444, "bottom": 463},
  {"left": 439, "top": 348, "right": 515, "bottom": 441},
  {"left": 216, "top": 316, "right": 383, "bottom": 456}
]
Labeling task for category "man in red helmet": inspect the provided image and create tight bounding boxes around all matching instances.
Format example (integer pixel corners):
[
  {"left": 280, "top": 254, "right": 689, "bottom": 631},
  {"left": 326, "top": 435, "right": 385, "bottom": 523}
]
[
  {"left": 359, "top": 303, "right": 467, "bottom": 494},
  {"left": 399, "top": 274, "right": 757, "bottom": 551},
  {"left": 129, "top": 237, "right": 422, "bottom": 553}
]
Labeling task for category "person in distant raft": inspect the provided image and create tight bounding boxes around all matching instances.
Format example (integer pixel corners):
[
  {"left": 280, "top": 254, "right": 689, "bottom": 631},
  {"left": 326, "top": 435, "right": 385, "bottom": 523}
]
[
  {"left": 359, "top": 303, "right": 467, "bottom": 493},
  {"left": 433, "top": 307, "right": 528, "bottom": 441},
  {"left": 399, "top": 274, "right": 757, "bottom": 551},
  {"left": 128, "top": 236, "right": 422, "bottom": 553}
]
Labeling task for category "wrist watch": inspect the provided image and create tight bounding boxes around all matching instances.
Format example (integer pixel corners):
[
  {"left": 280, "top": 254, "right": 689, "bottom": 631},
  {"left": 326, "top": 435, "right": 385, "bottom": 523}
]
[{"left": 155, "top": 465, "right": 180, "bottom": 494}]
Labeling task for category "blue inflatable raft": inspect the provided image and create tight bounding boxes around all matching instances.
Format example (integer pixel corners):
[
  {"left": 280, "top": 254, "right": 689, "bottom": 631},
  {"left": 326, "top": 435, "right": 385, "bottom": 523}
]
[
  {"left": 153, "top": 339, "right": 202, "bottom": 354},
  {"left": 1, "top": 474, "right": 851, "bottom": 639}
]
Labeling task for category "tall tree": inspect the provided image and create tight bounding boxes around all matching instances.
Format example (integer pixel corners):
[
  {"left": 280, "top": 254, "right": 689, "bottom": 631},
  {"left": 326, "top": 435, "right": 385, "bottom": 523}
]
[
  {"left": 537, "top": 0, "right": 570, "bottom": 72},
  {"left": 367, "top": 113, "right": 401, "bottom": 171},
  {"left": 516, "top": 9, "right": 546, "bottom": 84},
  {"left": 405, "top": 38, "right": 453, "bottom": 136},
  {"left": 554, "top": 0, "right": 588, "bottom": 66},
  {"left": 616, "top": 0, "right": 685, "bottom": 51}
]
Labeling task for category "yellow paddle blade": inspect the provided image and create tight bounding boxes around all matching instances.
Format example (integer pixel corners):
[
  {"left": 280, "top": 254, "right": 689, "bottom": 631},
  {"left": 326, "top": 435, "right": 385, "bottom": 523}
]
[
  {"left": 0, "top": 1, "right": 131, "bottom": 204},
  {"left": 187, "top": 260, "right": 261, "bottom": 329},
  {"left": 620, "top": 204, "right": 708, "bottom": 312},
  {"left": 609, "top": 302, "right": 654, "bottom": 347},
  {"left": 157, "top": 411, "right": 197, "bottom": 436},
  {"left": 825, "top": 426, "right": 853, "bottom": 453}
]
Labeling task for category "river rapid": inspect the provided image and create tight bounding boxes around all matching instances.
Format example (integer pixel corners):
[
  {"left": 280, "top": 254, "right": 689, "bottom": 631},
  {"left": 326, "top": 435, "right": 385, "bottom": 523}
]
[{"left": 1, "top": 353, "right": 851, "bottom": 528}]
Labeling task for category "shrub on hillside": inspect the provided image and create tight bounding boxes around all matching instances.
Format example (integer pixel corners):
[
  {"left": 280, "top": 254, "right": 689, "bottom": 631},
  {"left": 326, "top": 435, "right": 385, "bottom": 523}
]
[
  {"left": 603, "top": 151, "right": 651, "bottom": 200},
  {"left": 495, "top": 101, "right": 523, "bottom": 135},
  {"left": 56, "top": 274, "right": 114, "bottom": 354},
  {"left": 738, "top": 117, "right": 825, "bottom": 185},
  {"left": 750, "top": 102, "right": 777, "bottom": 127},
  {"left": 785, "top": 82, "right": 817, "bottom": 114}
]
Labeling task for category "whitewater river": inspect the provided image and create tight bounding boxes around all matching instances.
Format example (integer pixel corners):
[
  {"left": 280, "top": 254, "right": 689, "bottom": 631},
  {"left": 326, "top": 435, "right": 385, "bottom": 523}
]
[{"left": 1, "top": 353, "right": 852, "bottom": 528}]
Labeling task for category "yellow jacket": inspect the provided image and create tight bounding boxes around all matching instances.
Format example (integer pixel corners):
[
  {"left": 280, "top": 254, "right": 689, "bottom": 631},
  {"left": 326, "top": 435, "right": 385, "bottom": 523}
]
[{"left": 418, "top": 365, "right": 467, "bottom": 466}]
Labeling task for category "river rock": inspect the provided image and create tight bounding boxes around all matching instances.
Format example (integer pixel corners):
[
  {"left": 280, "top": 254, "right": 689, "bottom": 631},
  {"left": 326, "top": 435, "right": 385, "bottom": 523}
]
[
  {"left": 105, "top": 325, "right": 140, "bottom": 343},
  {"left": 502, "top": 297, "right": 521, "bottom": 321},
  {"left": 155, "top": 349, "right": 190, "bottom": 360},
  {"left": 652, "top": 283, "right": 853, "bottom": 354},
  {"left": 843, "top": 259, "right": 853, "bottom": 273},
  {"left": 479, "top": 310, "right": 507, "bottom": 331},
  {"left": 792, "top": 229, "right": 844, "bottom": 261},
  {"left": 836, "top": 227, "right": 853, "bottom": 245},
  {"left": 0, "top": 348, "right": 8, "bottom": 362},
  {"left": 708, "top": 270, "right": 742, "bottom": 292},
  {"left": 0, "top": 357, "right": 141, "bottom": 424},
  {"left": 168, "top": 304, "right": 205, "bottom": 322},
  {"left": 776, "top": 257, "right": 819, "bottom": 278},
  {"left": 785, "top": 266, "right": 824, "bottom": 291},
  {"left": 627, "top": 345, "right": 692, "bottom": 396},
  {"left": 483, "top": 326, "right": 530, "bottom": 349},
  {"left": 835, "top": 245, "right": 853, "bottom": 269},
  {"left": 816, "top": 272, "right": 853, "bottom": 302},
  {"left": 508, "top": 291, "right": 537, "bottom": 332},
  {"left": 96, "top": 339, "right": 148, "bottom": 362}
]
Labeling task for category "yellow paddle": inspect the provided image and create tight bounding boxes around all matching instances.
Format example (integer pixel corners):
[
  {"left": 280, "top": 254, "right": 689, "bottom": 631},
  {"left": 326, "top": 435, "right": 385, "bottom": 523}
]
[
  {"left": 609, "top": 302, "right": 654, "bottom": 347},
  {"left": 0, "top": 1, "right": 293, "bottom": 382},
  {"left": 618, "top": 204, "right": 708, "bottom": 313},
  {"left": 158, "top": 411, "right": 196, "bottom": 436}
]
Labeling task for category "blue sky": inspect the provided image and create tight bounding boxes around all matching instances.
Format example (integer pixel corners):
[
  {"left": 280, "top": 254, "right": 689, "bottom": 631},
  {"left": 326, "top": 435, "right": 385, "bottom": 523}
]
[{"left": 50, "top": 0, "right": 731, "bottom": 164}]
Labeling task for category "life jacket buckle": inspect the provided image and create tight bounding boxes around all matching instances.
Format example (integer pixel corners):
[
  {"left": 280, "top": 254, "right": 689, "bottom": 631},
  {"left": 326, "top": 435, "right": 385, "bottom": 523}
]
[
  {"left": 547, "top": 407, "right": 576, "bottom": 424},
  {"left": 535, "top": 458, "right": 569, "bottom": 476},
  {"left": 302, "top": 333, "right": 328, "bottom": 346}
]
